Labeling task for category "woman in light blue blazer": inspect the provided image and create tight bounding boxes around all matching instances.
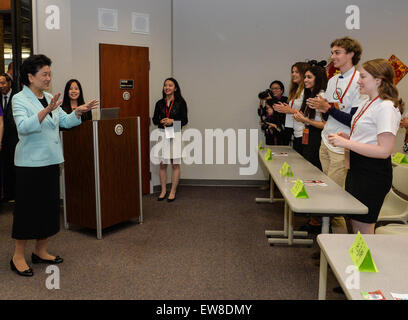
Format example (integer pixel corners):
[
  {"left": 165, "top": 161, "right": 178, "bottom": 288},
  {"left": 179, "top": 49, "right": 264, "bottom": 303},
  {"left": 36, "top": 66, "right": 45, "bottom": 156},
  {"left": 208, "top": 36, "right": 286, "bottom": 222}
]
[{"left": 10, "top": 54, "right": 98, "bottom": 277}]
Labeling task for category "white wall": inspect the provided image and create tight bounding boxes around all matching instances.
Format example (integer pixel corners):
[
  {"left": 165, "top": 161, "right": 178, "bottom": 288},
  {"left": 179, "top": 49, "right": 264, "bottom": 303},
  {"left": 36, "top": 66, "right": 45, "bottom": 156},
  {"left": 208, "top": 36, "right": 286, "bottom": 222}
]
[
  {"left": 173, "top": 0, "right": 408, "bottom": 181},
  {"left": 34, "top": 0, "right": 173, "bottom": 190},
  {"left": 34, "top": 0, "right": 408, "bottom": 186},
  {"left": 34, "top": 0, "right": 73, "bottom": 94}
]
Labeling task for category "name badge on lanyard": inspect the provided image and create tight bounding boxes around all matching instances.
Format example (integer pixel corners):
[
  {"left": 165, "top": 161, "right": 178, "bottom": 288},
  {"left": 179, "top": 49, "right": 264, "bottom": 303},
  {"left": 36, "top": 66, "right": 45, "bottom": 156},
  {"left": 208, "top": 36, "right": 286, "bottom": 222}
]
[
  {"left": 165, "top": 126, "right": 175, "bottom": 139},
  {"left": 302, "top": 128, "right": 309, "bottom": 145}
]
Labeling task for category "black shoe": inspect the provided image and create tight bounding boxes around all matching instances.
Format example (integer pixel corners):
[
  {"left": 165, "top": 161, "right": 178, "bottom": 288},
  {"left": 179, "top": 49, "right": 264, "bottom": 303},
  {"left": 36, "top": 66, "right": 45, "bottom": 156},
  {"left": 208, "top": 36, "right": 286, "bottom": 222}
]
[
  {"left": 10, "top": 259, "right": 34, "bottom": 277},
  {"left": 167, "top": 195, "right": 176, "bottom": 202},
  {"left": 333, "top": 286, "right": 344, "bottom": 294},
  {"left": 31, "top": 253, "right": 63, "bottom": 264},
  {"left": 157, "top": 193, "right": 167, "bottom": 201}
]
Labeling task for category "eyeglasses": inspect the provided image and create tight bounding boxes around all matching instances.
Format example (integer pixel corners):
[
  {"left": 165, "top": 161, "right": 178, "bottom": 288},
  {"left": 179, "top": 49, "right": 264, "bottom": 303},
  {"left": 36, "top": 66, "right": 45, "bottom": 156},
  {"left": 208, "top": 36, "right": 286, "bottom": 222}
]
[{"left": 271, "top": 87, "right": 282, "bottom": 91}]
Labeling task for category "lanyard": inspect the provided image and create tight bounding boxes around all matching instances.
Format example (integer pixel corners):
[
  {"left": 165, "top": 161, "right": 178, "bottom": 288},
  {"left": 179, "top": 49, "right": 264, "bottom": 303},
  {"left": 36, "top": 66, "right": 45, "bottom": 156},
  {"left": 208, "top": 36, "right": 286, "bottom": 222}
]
[
  {"left": 165, "top": 97, "right": 175, "bottom": 118},
  {"left": 335, "top": 67, "right": 357, "bottom": 104},
  {"left": 350, "top": 96, "right": 380, "bottom": 137}
]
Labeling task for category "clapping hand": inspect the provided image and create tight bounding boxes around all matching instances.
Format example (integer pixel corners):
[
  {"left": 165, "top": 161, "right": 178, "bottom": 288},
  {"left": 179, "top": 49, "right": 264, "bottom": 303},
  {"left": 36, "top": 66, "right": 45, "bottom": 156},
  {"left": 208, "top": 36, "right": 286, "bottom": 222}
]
[
  {"left": 273, "top": 102, "right": 291, "bottom": 114},
  {"left": 307, "top": 97, "right": 330, "bottom": 112},
  {"left": 328, "top": 132, "right": 349, "bottom": 148},
  {"left": 293, "top": 110, "right": 307, "bottom": 123},
  {"left": 336, "top": 131, "right": 350, "bottom": 139},
  {"left": 47, "top": 93, "right": 63, "bottom": 112},
  {"left": 75, "top": 99, "right": 99, "bottom": 118}
]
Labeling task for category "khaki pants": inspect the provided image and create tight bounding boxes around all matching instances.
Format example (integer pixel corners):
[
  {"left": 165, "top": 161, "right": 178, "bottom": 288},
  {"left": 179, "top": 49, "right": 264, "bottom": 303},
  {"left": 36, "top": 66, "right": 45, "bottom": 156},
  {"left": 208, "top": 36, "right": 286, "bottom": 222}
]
[{"left": 319, "top": 143, "right": 348, "bottom": 234}]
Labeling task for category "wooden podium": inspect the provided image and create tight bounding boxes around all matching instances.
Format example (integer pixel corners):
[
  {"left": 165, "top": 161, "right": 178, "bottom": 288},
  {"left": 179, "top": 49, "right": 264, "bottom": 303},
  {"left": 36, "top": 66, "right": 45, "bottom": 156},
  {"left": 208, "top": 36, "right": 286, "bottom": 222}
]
[{"left": 61, "top": 117, "right": 143, "bottom": 239}]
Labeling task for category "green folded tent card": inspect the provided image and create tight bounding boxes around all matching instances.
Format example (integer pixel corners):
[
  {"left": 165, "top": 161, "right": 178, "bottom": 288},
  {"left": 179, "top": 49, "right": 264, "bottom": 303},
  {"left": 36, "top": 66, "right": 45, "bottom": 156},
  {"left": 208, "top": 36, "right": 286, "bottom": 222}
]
[
  {"left": 290, "top": 179, "right": 309, "bottom": 199},
  {"left": 279, "top": 162, "right": 293, "bottom": 177},
  {"left": 258, "top": 141, "right": 265, "bottom": 150},
  {"left": 392, "top": 152, "right": 408, "bottom": 164},
  {"left": 348, "top": 231, "right": 378, "bottom": 273},
  {"left": 264, "top": 149, "right": 273, "bottom": 161}
]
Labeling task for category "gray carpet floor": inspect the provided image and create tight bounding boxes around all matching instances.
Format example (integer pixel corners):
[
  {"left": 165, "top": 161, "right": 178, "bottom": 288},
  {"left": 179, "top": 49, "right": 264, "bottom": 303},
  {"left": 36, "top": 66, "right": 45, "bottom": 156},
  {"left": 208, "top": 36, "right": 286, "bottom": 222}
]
[{"left": 0, "top": 186, "right": 344, "bottom": 300}]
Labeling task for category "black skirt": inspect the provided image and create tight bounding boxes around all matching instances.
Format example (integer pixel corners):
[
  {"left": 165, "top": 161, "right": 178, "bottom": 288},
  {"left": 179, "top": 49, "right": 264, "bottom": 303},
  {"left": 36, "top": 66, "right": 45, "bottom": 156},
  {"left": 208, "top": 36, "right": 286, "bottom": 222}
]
[
  {"left": 12, "top": 165, "right": 61, "bottom": 240},
  {"left": 345, "top": 151, "right": 392, "bottom": 224}
]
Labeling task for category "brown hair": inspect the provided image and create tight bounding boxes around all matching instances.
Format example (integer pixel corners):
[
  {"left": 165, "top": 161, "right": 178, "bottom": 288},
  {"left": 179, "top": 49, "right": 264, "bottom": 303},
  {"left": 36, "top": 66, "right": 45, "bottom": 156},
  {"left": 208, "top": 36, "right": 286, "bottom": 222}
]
[
  {"left": 362, "top": 58, "right": 405, "bottom": 113},
  {"left": 331, "top": 36, "right": 362, "bottom": 66},
  {"left": 288, "top": 62, "right": 308, "bottom": 101}
]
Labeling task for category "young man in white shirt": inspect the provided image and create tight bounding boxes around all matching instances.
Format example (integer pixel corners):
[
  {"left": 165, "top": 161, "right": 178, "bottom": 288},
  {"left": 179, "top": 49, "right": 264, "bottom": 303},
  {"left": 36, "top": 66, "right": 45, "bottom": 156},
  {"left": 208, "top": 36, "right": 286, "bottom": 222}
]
[{"left": 307, "top": 36, "right": 363, "bottom": 234}]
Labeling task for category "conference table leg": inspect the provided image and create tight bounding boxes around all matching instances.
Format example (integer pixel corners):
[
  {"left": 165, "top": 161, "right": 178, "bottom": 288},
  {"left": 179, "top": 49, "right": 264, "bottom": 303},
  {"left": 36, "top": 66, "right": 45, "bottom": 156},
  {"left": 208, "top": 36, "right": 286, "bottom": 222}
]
[
  {"left": 256, "top": 175, "right": 285, "bottom": 204},
  {"left": 318, "top": 252, "right": 328, "bottom": 300},
  {"left": 317, "top": 216, "right": 331, "bottom": 299},
  {"left": 288, "top": 205, "right": 293, "bottom": 245},
  {"left": 266, "top": 203, "right": 313, "bottom": 246}
]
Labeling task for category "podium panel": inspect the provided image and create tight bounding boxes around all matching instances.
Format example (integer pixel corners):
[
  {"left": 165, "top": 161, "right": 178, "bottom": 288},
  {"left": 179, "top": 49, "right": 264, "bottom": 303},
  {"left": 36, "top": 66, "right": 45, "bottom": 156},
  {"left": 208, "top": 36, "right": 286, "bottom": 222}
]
[{"left": 62, "top": 117, "right": 142, "bottom": 239}]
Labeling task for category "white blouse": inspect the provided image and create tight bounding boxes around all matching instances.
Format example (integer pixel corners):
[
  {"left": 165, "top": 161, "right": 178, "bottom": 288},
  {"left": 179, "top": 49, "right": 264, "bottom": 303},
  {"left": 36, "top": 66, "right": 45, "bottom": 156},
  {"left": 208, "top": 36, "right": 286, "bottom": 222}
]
[
  {"left": 350, "top": 98, "right": 401, "bottom": 145},
  {"left": 284, "top": 90, "right": 304, "bottom": 130},
  {"left": 288, "top": 90, "right": 305, "bottom": 138}
]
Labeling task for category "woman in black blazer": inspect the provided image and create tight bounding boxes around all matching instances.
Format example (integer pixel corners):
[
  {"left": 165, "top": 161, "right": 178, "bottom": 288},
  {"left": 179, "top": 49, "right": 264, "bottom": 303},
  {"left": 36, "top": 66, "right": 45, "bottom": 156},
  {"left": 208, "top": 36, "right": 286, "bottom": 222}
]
[
  {"left": 152, "top": 78, "right": 188, "bottom": 202},
  {"left": 61, "top": 79, "right": 93, "bottom": 121}
]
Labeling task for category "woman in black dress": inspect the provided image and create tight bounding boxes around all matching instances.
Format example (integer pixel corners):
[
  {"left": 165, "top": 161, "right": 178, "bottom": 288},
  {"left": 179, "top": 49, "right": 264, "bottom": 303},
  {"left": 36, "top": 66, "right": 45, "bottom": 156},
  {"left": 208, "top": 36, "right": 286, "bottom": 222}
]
[{"left": 152, "top": 78, "right": 188, "bottom": 202}]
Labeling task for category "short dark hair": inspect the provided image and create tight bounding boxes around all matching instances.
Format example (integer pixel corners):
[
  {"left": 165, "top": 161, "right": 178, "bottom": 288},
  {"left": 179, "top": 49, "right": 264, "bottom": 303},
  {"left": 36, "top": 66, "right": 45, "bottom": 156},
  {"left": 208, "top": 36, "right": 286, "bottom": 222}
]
[
  {"left": 0, "top": 73, "right": 12, "bottom": 83},
  {"left": 20, "top": 54, "right": 52, "bottom": 86},
  {"left": 269, "top": 80, "right": 285, "bottom": 93}
]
